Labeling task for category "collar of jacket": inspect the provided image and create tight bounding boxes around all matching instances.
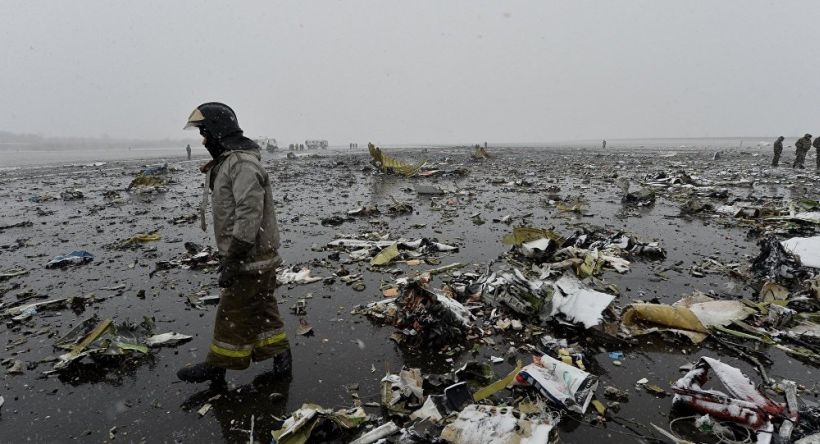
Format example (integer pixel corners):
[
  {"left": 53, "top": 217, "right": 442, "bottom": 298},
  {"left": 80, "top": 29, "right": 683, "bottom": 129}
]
[{"left": 200, "top": 151, "right": 234, "bottom": 174}]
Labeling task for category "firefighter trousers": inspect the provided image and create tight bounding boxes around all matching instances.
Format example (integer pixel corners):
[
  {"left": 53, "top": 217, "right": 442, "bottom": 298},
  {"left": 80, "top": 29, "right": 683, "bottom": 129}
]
[{"left": 206, "top": 270, "right": 289, "bottom": 369}]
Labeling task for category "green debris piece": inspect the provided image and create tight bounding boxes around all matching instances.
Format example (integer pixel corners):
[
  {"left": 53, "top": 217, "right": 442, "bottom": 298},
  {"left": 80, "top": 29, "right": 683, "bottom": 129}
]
[
  {"left": 112, "top": 341, "right": 149, "bottom": 354},
  {"left": 712, "top": 324, "right": 774, "bottom": 344},
  {"left": 370, "top": 242, "right": 399, "bottom": 266},
  {"left": 51, "top": 316, "right": 168, "bottom": 371},
  {"left": 575, "top": 250, "right": 604, "bottom": 279},
  {"left": 644, "top": 384, "right": 667, "bottom": 397},
  {"left": 127, "top": 174, "right": 166, "bottom": 190}
]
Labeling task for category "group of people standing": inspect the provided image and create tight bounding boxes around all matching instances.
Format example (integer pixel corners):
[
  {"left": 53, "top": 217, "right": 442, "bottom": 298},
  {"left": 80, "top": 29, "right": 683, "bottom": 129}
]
[{"left": 772, "top": 134, "right": 820, "bottom": 168}]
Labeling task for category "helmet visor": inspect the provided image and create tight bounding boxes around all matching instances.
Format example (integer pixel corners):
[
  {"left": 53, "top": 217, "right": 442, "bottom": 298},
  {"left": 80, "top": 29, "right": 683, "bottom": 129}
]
[{"left": 183, "top": 108, "right": 205, "bottom": 130}]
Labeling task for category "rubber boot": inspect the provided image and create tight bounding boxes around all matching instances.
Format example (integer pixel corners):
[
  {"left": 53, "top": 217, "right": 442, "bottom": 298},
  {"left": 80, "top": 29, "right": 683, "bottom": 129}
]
[{"left": 177, "top": 362, "right": 226, "bottom": 383}]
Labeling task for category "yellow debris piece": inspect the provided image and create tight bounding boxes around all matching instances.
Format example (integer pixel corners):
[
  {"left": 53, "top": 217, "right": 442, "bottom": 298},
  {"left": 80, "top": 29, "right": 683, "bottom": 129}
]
[
  {"left": 127, "top": 175, "right": 166, "bottom": 189},
  {"left": 368, "top": 143, "right": 425, "bottom": 177},
  {"left": 501, "top": 227, "right": 565, "bottom": 246},
  {"left": 621, "top": 303, "right": 709, "bottom": 344},
  {"left": 370, "top": 242, "right": 399, "bottom": 266},
  {"left": 473, "top": 359, "right": 523, "bottom": 402},
  {"left": 127, "top": 233, "right": 162, "bottom": 244}
]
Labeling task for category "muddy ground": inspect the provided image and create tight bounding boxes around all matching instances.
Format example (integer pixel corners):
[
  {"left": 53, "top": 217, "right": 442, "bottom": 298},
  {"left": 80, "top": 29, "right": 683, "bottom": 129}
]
[{"left": 0, "top": 144, "right": 818, "bottom": 443}]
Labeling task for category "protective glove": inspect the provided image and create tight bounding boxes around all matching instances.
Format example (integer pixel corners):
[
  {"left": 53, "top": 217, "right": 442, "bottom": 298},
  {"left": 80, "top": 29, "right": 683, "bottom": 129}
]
[
  {"left": 218, "top": 237, "right": 254, "bottom": 288},
  {"left": 217, "top": 261, "right": 241, "bottom": 288}
]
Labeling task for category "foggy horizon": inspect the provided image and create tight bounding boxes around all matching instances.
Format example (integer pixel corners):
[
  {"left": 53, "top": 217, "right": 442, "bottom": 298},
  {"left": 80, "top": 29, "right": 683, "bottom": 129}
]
[
  {"left": 0, "top": 130, "right": 799, "bottom": 148},
  {"left": 2, "top": 1, "right": 818, "bottom": 145}
]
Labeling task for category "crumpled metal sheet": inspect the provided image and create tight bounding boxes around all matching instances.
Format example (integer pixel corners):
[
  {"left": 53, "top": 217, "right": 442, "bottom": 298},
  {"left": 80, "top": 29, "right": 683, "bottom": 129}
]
[
  {"left": 368, "top": 143, "right": 425, "bottom": 177},
  {"left": 357, "top": 280, "right": 473, "bottom": 348},
  {"left": 622, "top": 303, "right": 709, "bottom": 344},
  {"left": 672, "top": 356, "right": 790, "bottom": 434}
]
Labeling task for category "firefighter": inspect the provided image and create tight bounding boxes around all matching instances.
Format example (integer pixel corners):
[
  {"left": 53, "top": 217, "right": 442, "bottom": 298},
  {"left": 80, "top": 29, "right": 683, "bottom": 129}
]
[{"left": 178, "top": 102, "right": 291, "bottom": 383}]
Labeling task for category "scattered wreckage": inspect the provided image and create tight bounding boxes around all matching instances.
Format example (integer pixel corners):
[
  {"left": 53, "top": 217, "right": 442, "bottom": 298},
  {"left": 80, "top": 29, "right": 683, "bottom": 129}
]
[
  {"left": 343, "top": 211, "right": 820, "bottom": 441},
  {"left": 48, "top": 316, "right": 191, "bottom": 373},
  {"left": 3, "top": 145, "right": 820, "bottom": 442}
]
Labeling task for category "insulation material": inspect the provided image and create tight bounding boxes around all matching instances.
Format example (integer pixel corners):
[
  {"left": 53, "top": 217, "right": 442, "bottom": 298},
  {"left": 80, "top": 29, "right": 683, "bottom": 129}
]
[{"left": 440, "top": 404, "right": 554, "bottom": 444}]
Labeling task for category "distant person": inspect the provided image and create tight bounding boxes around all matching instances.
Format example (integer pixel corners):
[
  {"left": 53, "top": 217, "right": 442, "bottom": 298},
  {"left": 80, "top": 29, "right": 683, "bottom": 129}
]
[
  {"left": 793, "top": 133, "right": 812, "bottom": 168},
  {"left": 772, "top": 136, "right": 784, "bottom": 167},
  {"left": 186, "top": 143, "right": 191, "bottom": 160},
  {"left": 178, "top": 102, "right": 291, "bottom": 384},
  {"left": 814, "top": 136, "right": 820, "bottom": 169},
  {"left": 602, "top": 139, "right": 607, "bottom": 149}
]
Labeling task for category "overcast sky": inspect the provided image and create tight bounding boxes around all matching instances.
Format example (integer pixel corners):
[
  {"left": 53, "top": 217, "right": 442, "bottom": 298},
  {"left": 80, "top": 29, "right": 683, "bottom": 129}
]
[{"left": 2, "top": 1, "right": 818, "bottom": 144}]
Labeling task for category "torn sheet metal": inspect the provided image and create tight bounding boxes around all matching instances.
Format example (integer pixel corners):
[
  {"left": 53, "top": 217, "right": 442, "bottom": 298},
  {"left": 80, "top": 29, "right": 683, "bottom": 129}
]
[
  {"left": 410, "top": 395, "right": 445, "bottom": 422},
  {"left": 127, "top": 175, "right": 167, "bottom": 191},
  {"left": 472, "top": 145, "right": 493, "bottom": 160},
  {"left": 502, "top": 227, "right": 565, "bottom": 246},
  {"left": 368, "top": 143, "right": 425, "bottom": 176},
  {"left": 370, "top": 242, "right": 400, "bottom": 266},
  {"left": 781, "top": 236, "right": 820, "bottom": 269},
  {"left": 628, "top": 296, "right": 753, "bottom": 342},
  {"left": 672, "top": 357, "right": 792, "bottom": 438},
  {"left": 484, "top": 269, "right": 552, "bottom": 318},
  {"left": 271, "top": 403, "right": 368, "bottom": 444},
  {"left": 145, "top": 332, "right": 192, "bottom": 347},
  {"left": 51, "top": 316, "right": 157, "bottom": 371},
  {"left": 380, "top": 368, "right": 424, "bottom": 415},
  {"left": 759, "top": 281, "right": 789, "bottom": 302},
  {"left": 357, "top": 279, "right": 472, "bottom": 348},
  {"left": 440, "top": 404, "right": 555, "bottom": 444},
  {"left": 574, "top": 250, "right": 604, "bottom": 279},
  {"left": 673, "top": 293, "right": 755, "bottom": 329},
  {"left": 520, "top": 238, "right": 555, "bottom": 259},
  {"left": 621, "top": 303, "right": 709, "bottom": 343},
  {"left": 752, "top": 235, "right": 805, "bottom": 284},
  {"left": 515, "top": 354, "right": 599, "bottom": 414},
  {"left": 473, "top": 359, "right": 524, "bottom": 402},
  {"left": 550, "top": 274, "right": 615, "bottom": 328}
]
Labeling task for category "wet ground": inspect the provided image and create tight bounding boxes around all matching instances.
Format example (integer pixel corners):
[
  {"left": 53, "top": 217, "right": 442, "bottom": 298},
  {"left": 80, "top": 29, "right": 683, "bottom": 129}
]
[{"left": 1, "top": 144, "right": 818, "bottom": 443}]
